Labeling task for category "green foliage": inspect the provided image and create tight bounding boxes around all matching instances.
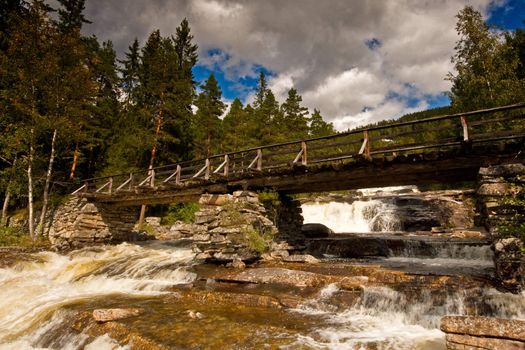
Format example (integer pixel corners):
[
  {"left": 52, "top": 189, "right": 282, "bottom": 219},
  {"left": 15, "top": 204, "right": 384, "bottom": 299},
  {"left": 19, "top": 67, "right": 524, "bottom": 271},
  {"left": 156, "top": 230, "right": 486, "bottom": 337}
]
[
  {"left": 447, "top": 6, "right": 525, "bottom": 111},
  {"left": 258, "top": 190, "right": 281, "bottom": 223},
  {"left": 244, "top": 228, "right": 268, "bottom": 254},
  {"left": 0, "top": 227, "right": 49, "bottom": 247},
  {"left": 162, "top": 203, "right": 200, "bottom": 225}
]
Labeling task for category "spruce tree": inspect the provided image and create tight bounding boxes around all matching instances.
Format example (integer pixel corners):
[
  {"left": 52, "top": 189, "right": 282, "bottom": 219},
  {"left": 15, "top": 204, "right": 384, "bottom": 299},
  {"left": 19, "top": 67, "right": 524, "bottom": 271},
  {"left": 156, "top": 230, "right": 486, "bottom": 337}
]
[
  {"left": 279, "top": 88, "right": 310, "bottom": 140},
  {"left": 309, "top": 109, "right": 335, "bottom": 137},
  {"left": 194, "top": 73, "right": 225, "bottom": 158}
]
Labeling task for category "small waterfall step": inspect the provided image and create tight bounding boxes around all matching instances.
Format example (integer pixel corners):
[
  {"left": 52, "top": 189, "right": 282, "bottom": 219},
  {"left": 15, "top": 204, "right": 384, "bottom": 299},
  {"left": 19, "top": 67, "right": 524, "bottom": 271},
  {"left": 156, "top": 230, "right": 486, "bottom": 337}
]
[{"left": 305, "top": 234, "right": 494, "bottom": 277}]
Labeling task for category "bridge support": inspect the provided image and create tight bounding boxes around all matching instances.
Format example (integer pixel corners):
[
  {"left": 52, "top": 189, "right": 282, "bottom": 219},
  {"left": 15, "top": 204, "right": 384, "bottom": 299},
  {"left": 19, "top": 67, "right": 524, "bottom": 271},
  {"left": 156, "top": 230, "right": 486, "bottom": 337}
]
[
  {"left": 49, "top": 196, "right": 140, "bottom": 249},
  {"left": 476, "top": 162, "right": 525, "bottom": 292}
]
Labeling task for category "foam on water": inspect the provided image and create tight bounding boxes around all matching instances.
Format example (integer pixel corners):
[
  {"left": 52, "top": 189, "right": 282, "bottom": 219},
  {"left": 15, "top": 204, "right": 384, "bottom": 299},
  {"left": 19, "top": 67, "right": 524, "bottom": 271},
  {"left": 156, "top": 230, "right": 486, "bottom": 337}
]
[
  {"left": 302, "top": 200, "right": 400, "bottom": 233},
  {"left": 0, "top": 243, "right": 195, "bottom": 348},
  {"left": 290, "top": 285, "right": 525, "bottom": 350}
]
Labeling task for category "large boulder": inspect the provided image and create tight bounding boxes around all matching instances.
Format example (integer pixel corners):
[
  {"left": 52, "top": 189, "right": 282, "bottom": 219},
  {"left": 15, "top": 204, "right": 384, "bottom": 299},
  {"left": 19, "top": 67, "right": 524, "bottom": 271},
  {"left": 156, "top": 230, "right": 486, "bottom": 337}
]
[{"left": 301, "top": 223, "right": 333, "bottom": 238}]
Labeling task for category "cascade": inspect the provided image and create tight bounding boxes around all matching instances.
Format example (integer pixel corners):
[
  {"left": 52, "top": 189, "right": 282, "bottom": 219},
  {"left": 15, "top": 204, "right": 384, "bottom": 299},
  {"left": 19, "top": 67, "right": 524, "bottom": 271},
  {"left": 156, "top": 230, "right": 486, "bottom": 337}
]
[
  {"left": 302, "top": 200, "right": 401, "bottom": 233},
  {"left": 0, "top": 243, "right": 195, "bottom": 349}
]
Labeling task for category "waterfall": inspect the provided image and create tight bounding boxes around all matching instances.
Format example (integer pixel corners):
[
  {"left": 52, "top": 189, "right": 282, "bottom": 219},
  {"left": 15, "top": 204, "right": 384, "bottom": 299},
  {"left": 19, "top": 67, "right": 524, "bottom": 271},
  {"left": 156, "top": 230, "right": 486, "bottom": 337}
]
[
  {"left": 302, "top": 200, "right": 401, "bottom": 233},
  {"left": 291, "top": 284, "right": 525, "bottom": 350},
  {"left": 0, "top": 243, "right": 196, "bottom": 349}
]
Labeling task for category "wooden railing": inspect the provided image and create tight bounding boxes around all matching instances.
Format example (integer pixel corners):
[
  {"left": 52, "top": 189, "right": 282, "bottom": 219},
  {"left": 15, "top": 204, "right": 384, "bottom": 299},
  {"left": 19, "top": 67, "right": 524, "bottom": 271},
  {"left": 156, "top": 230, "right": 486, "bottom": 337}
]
[{"left": 72, "top": 103, "right": 525, "bottom": 195}]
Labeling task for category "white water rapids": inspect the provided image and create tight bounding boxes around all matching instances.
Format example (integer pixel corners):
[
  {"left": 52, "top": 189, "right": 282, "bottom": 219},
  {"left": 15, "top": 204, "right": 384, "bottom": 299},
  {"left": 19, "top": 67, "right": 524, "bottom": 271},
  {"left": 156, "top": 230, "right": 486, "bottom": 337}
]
[
  {"left": 0, "top": 243, "right": 196, "bottom": 349},
  {"left": 302, "top": 200, "right": 401, "bottom": 233}
]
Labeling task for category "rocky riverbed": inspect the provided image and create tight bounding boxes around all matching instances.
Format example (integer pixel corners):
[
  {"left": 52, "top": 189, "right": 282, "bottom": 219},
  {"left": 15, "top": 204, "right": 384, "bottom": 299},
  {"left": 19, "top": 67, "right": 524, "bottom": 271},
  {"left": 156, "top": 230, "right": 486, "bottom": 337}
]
[{"left": 0, "top": 238, "right": 523, "bottom": 350}]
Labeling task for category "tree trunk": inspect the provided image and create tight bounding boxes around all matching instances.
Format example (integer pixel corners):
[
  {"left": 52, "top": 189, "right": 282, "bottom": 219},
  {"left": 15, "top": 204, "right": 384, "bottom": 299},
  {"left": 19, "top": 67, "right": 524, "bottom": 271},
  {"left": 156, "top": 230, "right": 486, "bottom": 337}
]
[
  {"left": 28, "top": 129, "right": 35, "bottom": 240},
  {"left": 1, "top": 191, "right": 10, "bottom": 228},
  {"left": 69, "top": 142, "right": 79, "bottom": 180},
  {"left": 1, "top": 156, "right": 17, "bottom": 228},
  {"left": 139, "top": 109, "right": 163, "bottom": 229},
  {"left": 38, "top": 129, "right": 57, "bottom": 236}
]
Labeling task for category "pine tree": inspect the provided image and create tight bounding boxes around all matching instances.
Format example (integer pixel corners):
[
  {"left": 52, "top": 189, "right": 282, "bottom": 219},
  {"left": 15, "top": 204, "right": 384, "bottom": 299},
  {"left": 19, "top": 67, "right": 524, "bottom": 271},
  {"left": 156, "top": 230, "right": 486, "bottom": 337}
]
[
  {"left": 253, "top": 71, "right": 267, "bottom": 110},
  {"left": 56, "top": 0, "right": 90, "bottom": 32},
  {"left": 279, "top": 87, "right": 310, "bottom": 140},
  {"left": 119, "top": 38, "right": 141, "bottom": 108},
  {"left": 309, "top": 109, "right": 335, "bottom": 137},
  {"left": 221, "top": 98, "right": 252, "bottom": 151},
  {"left": 194, "top": 73, "right": 225, "bottom": 158}
]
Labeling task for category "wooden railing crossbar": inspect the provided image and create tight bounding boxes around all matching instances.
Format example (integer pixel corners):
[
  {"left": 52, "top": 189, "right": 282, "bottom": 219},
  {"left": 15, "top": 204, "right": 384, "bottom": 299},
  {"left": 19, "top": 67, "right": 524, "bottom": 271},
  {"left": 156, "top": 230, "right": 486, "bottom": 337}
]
[{"left": 72, "top": 103, "right": 525, "bottom": 194}]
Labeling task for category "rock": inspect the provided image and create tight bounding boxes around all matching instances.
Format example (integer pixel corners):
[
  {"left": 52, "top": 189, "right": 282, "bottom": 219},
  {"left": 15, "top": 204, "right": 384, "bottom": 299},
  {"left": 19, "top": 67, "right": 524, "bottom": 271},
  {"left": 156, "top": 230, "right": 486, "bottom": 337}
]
[
  {"left": 282, "top": 254, "right": 319, "bottom": 264},
  {"left": 479, "top": 163, "right": 525, "bottom": 177},
  {"left": 144, "top": 217, "right": 161, "bottom": 227},
  {"left": 92, "top": 308, "right": 143, "bottom": 322},
  {"left": 493, "top": 238, "right": 525, "bottom": 292},
  {"left": 441, "top": 316, "right": 525, "bottom": 349},
  {"left": 477, "top": 182, "right": 515, "bottom": 196},
  {"left": 192, "top": 234, "right": 210, "bottom": 241},
  {"left": 301, "top": 223, "right": 333, "bottom": 238},
  {"left": 195, "top": 252, "right": 212, "bottom": 260},
  {"left": 228, "top": 258, "right": 246, "bottom": 269},
  {"left": 225, "top": 268, "right": 329, "bottom": 287},
  {"left": 199, "top": 194, "right": 233, "bottom": 206},
  {"left": 186, "top": 310, "right": 203, "bottom": 319}
]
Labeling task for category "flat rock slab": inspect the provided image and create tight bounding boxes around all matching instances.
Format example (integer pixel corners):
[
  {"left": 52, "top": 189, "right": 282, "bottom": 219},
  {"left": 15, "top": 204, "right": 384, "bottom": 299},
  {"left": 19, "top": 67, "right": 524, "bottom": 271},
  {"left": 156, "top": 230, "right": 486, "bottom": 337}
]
[
  {"left": 282, "top": 254, "right": 320, "bottom": 264},
  {"left": 441, "top": 316, "right": 525, "bottom": 342},
  {"left": 220, "top": 267, "right": 364, "bottom": 289},
  {"left": 92, "top": 308, "right": 144, "bottom": 322}
]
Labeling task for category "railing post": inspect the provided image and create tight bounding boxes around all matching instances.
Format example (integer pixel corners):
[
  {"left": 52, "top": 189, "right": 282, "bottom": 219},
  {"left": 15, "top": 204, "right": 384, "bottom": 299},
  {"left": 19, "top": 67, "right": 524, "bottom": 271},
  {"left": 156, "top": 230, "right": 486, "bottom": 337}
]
[
  {"left": 83, "top": 181, "right": 88, "bottom": 193},
  {"left": 460, "top": 116, "right": 469, "bottom": 141},
  {"left": 301, "top": 141, "right": 308, "bottom": 165},
  {"left": 257, "top": 149, "right": 262, "bottom": 171},
  {"left": 176, "top": 165, "right": 181, "bottom": 185},
  {"left": 205, "top": 159, "right": 210, "bottom": 180},
  {"left": 359, "top": 130, "right": 371, "bottom": 158},
  {"left": 224, "top": 155, "right": 229, "bottom": 177},
  {"left": 150, "top": 169, "right": 155, "bottom": 187},
  {"left": 108, "top": 177, "right": 113, "bottom": 194}
]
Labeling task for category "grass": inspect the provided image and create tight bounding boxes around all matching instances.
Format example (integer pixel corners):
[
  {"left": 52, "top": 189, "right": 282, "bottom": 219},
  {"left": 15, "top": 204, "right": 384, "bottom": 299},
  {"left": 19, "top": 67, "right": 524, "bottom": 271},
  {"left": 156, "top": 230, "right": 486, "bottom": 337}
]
[
  {"left": 0, "top": 227, "right": 50, "bottom": 248},
  {"left": 161, "top": 203, "right": 200, "bottom": 225}
]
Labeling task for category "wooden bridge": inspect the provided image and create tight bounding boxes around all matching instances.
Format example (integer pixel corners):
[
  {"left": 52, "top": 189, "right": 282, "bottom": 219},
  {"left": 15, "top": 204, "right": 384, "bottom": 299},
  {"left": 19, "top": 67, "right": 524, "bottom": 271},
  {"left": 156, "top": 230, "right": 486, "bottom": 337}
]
[{"left": 73, "top": 103, "right": 525, "bottom": 206}]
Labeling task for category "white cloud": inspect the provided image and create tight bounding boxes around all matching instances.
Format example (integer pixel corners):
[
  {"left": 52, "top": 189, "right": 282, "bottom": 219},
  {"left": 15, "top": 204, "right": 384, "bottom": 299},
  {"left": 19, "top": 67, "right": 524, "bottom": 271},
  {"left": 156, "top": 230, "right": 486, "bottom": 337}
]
[{"left": 82, "top": 0, "right": 501, "bottom": 130}]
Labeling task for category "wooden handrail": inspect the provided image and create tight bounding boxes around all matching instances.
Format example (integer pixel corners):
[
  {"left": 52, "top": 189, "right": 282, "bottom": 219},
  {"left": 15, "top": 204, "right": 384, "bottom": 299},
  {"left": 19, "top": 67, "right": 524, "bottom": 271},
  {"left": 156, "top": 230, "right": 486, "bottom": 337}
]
[{"left": 72, "top": 102, "right": 525, "bottom": 194}]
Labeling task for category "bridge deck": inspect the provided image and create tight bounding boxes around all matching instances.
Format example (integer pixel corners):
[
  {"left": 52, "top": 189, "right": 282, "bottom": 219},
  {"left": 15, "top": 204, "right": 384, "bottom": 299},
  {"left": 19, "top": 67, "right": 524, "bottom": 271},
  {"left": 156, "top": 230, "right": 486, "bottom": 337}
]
[{"left": 75, "top": 103, "right": 525, "bottom": 206}]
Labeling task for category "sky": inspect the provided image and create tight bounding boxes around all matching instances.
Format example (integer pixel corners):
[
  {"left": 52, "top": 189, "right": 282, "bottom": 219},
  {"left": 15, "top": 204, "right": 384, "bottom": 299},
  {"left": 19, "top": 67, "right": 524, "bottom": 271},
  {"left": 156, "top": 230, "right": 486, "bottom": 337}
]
[{"left": 81, "top": 0, "right": 524, "bottom": 131}]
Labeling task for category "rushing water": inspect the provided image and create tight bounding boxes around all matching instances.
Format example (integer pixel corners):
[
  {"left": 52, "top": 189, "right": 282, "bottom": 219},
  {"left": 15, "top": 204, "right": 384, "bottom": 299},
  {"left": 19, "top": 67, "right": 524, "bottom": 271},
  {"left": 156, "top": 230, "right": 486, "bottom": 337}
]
[
  {"left": 302, "top": 200, "right": 401, "bottom": 233},
  {"left": 0, "top": 243, "right": 196, "bottom": 349},
  {"left": 1, "top": 187, "right": 524, "bottom": 349}
]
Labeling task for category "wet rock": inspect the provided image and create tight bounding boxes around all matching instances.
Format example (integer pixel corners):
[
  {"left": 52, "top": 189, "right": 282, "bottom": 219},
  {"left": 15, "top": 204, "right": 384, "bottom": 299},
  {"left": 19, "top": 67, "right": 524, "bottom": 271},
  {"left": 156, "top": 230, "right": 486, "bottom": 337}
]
[
  {"left": 186, "top": 310, "right": 203, "bottom": 319},
  {"left": 301, "top": 223, "right": 333, "bottom": 238},
  {"left": 224, "top": 267, "right": 331, "bottom": 287},
  {"left": 227, "top": 258, "right": 246, "bottom": 269},
  {"left": 441, "top": 316, "right": 525, "bottom": 349},
  {"left": 282, "top": 254, "right": 319, "bottom": 264},
  {"left": 493, "top": 238, "right": 525, "bottom": 292},
  {"left": 477, "top": 182, "right": 515, "bottom": 196},
  {"left": 92, "top": 308, "right": 144, "bottom": 322}
]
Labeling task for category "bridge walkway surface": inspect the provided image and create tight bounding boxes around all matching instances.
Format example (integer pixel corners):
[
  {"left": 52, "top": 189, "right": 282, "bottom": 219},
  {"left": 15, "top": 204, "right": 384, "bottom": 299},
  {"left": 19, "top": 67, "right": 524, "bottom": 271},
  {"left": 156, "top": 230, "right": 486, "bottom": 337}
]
[{"left": 73, "top": 103, "right": 525, "bottom": 206}]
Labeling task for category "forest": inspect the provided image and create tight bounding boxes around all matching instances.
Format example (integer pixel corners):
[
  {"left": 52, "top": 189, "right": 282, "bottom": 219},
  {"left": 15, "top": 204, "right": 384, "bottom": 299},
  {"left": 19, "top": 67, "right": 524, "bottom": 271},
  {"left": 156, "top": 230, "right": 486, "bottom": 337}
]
[{"left": 0, "top": 1, "right": 524, "bottom": 240}]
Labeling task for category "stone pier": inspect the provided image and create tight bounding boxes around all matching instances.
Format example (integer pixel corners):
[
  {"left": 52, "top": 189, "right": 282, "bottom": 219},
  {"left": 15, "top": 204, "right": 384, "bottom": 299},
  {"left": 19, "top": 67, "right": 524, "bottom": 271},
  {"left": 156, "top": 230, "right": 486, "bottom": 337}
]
[{"left": 49, "top": 196, "right": 140, "bottom": 249}]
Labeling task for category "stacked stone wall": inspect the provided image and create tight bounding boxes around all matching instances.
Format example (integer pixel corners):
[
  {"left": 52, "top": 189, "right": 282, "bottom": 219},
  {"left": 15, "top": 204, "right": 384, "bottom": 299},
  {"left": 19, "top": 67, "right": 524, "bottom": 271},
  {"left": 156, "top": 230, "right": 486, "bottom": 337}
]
[{"left": 476, "top": 163, "right": 525, "bottom": 292}]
